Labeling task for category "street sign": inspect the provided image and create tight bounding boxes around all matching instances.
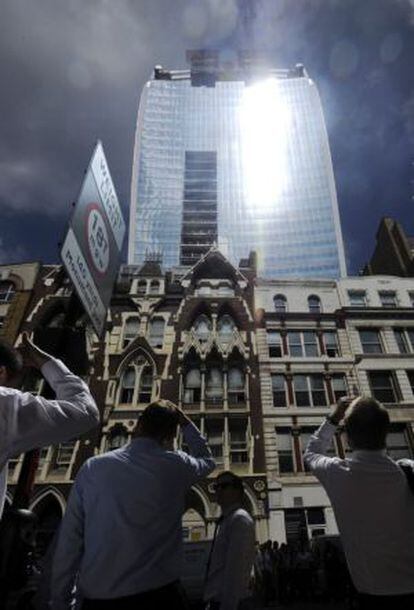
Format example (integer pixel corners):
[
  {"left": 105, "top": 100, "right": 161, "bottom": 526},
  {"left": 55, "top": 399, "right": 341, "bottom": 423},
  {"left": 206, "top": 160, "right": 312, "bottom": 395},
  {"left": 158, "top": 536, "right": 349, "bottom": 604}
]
[{"left": 61, "top": 141, "right": 126, "bottom": 336}]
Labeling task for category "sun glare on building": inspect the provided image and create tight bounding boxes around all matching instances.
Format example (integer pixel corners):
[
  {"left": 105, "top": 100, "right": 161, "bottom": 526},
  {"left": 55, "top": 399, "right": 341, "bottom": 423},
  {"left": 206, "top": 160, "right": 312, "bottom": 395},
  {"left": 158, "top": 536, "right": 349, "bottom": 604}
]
[{"left": 239, "top": 78, "right": 291, "bottom": 211}]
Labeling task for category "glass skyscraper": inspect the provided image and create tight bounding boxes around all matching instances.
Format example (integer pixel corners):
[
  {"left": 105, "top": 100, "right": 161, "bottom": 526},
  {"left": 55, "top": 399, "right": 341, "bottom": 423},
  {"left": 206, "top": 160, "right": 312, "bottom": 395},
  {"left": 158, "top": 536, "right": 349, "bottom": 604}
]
[{"left": 129, "top": 51, "right": 346, "bottom": 278}]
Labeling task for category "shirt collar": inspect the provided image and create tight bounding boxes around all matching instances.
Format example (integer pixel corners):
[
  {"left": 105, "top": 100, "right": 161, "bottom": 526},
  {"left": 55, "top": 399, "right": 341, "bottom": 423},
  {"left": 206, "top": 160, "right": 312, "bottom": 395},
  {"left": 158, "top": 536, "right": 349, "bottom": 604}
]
[
  {"left": 221, "top": 502, "right": 243, "bottom": 518},
  {"left": 129, "top": 437, "right": 162, "bottom": 452},
  {"left": 351, "top": 449, "right": 387, "bottom": 460}
]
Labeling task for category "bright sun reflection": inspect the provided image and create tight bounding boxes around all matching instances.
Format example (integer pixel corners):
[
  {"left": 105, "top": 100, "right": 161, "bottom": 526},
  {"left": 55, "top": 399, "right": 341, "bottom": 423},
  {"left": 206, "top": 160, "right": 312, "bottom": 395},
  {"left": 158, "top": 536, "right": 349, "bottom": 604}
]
[{"left": 239, "top": 79, "right": 290, "bottom": 210}]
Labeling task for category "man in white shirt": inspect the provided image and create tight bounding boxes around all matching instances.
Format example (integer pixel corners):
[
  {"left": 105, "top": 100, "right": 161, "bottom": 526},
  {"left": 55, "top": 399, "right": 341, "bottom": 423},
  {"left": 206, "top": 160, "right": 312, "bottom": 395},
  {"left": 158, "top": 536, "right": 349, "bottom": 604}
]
[
  {"left": 0, "top": 335, "right": 99, "bottom": 517},
  {"left": 204, "top": 471, "right": 256, "bottom": 610},
  {"left": 304, "top": 396, "right": 414, "bottom": 609},
  {"left": 50, "top": 400, "right": 215, "bottom": 610}
]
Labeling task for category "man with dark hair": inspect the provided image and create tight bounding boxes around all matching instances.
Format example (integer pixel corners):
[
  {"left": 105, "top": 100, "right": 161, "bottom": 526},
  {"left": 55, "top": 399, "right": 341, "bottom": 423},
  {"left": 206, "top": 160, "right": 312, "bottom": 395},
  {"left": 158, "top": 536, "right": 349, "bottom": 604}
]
[
  {"left": 304, "top": 396, "right": 414, "bottom": 609},
  {"left": 51, "top": 400, "right": 215, "bottom": 610},
  {"left": 0, "top": 334, "right": 99, "bottom": 517},
  {"left": 204, "top": 471, "right": 255, "bottom": 610}
]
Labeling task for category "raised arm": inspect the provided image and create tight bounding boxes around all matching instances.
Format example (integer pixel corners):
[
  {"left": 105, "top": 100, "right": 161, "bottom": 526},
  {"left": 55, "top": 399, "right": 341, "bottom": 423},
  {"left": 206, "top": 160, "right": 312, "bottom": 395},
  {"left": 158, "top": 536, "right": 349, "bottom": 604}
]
[
  {"left": 304, "top": 397, "right": 352, "bottom": 479},
  {"left": 176, "top": 408, "right": 216, "bottom": 481},
  {"left": 0, "top": 336, "right": 99, "bottom": 462}
]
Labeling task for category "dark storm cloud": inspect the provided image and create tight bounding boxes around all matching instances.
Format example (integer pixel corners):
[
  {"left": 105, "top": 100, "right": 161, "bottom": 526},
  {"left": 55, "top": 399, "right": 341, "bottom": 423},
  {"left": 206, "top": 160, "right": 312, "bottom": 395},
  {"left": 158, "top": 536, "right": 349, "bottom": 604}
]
[{"left": 1, "top": 0, "right": 414, "bottom": 272}]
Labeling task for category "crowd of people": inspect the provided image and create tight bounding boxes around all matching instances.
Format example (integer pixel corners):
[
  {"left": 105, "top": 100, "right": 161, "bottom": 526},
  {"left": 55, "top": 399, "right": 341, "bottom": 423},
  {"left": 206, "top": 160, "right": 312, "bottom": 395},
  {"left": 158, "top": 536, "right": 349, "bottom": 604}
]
[
  {"left": 1, "top": 336, "right": 414, "bottom": 610},
  {"left": 253, "top": 539, "right": 351, "bottom": 606}
]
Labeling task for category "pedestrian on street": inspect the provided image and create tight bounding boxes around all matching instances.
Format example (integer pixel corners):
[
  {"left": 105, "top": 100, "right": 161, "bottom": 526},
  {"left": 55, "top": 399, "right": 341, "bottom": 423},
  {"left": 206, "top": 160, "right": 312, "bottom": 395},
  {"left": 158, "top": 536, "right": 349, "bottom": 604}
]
[
  {"left": 50, "top": 400, "right": 215, "bottom": 610},
  {"left": 204, "top": 471, "right": 256, "bottom": 610},
  {"left": 0, "top": 334, "right": 99, "bottom": 517},
  {"left": 304, "top": 396, "right": 414, "bottom": 609}
]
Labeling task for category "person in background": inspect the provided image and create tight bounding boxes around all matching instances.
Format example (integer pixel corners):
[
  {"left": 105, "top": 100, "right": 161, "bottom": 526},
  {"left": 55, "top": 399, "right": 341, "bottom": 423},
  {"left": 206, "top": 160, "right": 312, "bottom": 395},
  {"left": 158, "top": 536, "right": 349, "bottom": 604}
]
[
  {"left": 204, "top": 471, "right": 255, "bottom": 610},
  {"left": 0, "top": 334, "right": 99, "bottom": 517},
  {"left": 304, "top": 396, "right": 414, "bottom": 610},
  {"left": 50, "top": 400, "right": 215, "bottom": 610}
]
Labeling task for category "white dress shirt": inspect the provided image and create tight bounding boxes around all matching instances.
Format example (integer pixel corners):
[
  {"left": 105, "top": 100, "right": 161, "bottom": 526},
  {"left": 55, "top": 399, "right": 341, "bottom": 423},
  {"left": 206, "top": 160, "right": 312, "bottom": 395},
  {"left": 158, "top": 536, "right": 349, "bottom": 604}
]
[
  {"left": 304, "top": 420, "right": 414, "bottom": 595},
  {"left": 0, "top": 358, "right": 99, "bottom": 516},
  {"left": 204, "top": 505, "right": 255, "bottom": 610},
  {"left": 50, "top": 421, "right": 215, "bottom": 609}
]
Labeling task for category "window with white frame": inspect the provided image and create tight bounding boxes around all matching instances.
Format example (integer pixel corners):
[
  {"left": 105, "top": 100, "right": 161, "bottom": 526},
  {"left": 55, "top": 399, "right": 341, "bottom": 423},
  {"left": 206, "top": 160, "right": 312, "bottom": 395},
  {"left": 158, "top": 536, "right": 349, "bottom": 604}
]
[
  {"left": 53, "top": 441, "right": 76, "bottom": 471},
  {"left": 386, "top": 426, "right": 412, "bottom": 459},
  {"left": 405, "top": 370, "right": 414, "bottom": 395},
  {"left": 217, "top": 315, "right": 235, "bottom": 344},
  {"left": 205, "top": 367, "right": 223, "bottom": 403},
  {"left": 271, "top": 374, "right": 288, "bottom": 407},
  {"left": 275, "top": 428, "right": 295, "bottom": 473},
  {"left": 149, "top": 280, "right": 160, "bottom": 295},
  {"left": 138, "top": 366, "right": 153, "bottom": 403},
  {"left": 120, "top": 367, "right": 136, "bottom": 403},
  {"left": 148, "top": 318, "right": 165, "bottom": 348},
  {"left": 137, "top": 280, "right": 147, "bottom": 294},
  {"left": 368, "top": 371, "right": 398, "bottom": 403},
  {"left": 348, "top": 290, "right": 366, "bottom": 307},
  {"left": 308, "top": 295, "right": 321, "bottom": 313},
  {"left": 205, "top": 419, "right": 224, "bottom": 464},
  {"left": 119, "top": 358, "right": 154, "bottom": 405},
  {"left": 267, "top": 330, "right": 282, "bottom": 357},
  {"left": 358, "top": 329, "right": 383, "bottom": 354},
  {"left": 274, "top": 294, "right": 287, "bottom": 313},
  {"left": 409, "top": 292, "right": 414, "bottom": 308},
  {"left": 293, "top": 374, "right": 327, "bottom": 407},
  {"left": 183, "top": 368, "right": 202, "bottom": 404},
  {"left": 229, "top": 419, "right": 248, "bottom": 463},
  {"left": 331, "top": 374, "right": 348, "bottom": 402},
  {"left": 228, "top": 367, "right": 245, "bottom": 404},
  {"left": 288, "top": 331, "right": 319, "bottom": 357},
  {"left": 193, "top": 315, "right": 212, "bottom": 343},
  {"left": 323, "top": 331, "right": 340, "bottom": 357},
  {"left": 394, "top": 328, "right": 414, "bottom": 354},
  {"left": 122, "top": 317, "right": 140, "bottom": 348},
  {"left": 0, "top": 281, "right": 15, "bottom": 303},
  {"left": 379, "top": 291, "right": 397, "bottom": 308}
]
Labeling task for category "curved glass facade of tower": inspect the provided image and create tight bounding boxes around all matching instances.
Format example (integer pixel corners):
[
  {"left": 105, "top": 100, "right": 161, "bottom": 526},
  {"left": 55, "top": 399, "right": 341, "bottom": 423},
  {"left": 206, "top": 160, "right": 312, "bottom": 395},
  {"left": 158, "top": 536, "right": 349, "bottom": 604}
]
[{"left": 129, "top": 55, "right": 346, "bottom": 278}]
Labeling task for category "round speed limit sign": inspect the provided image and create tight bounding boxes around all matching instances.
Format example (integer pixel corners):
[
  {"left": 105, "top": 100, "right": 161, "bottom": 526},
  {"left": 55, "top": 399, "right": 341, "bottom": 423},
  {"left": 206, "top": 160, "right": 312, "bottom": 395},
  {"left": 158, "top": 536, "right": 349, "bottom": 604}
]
[{"left": 86, "top": 203, "right": 110, "bottom": 276}]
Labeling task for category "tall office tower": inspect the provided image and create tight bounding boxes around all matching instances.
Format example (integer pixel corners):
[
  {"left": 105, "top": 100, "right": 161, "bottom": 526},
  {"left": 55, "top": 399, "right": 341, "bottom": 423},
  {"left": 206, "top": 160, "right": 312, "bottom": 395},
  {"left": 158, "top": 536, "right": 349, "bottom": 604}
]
[{"left": 129, "top": 51, "right": 347, "bottom": 278}]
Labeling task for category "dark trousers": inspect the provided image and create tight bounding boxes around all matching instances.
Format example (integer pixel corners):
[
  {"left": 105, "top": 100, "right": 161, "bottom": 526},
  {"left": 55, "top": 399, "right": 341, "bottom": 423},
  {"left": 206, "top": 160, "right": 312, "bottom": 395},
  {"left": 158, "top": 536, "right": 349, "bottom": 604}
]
[
  {"left": 81, "top": 580, "right": 189, "bottom": 610},
  {"left": 357, "top": 591, "right": 414, "bottom": 610}
]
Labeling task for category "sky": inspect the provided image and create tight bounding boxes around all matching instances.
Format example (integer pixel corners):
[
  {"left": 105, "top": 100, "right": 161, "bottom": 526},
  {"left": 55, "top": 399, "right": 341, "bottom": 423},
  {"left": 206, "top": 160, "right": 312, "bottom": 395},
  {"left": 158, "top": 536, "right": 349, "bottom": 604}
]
[{"left": 1, "top": 0, "right": 414, "bottom": 275}]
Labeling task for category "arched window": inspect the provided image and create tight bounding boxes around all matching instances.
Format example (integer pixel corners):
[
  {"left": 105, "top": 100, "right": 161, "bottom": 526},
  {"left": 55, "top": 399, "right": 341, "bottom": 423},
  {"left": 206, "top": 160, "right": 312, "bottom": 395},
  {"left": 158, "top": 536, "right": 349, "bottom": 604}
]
[
  {"left": 193, "top": 315, "right": 212, "bottom": 343},
  {"left": 308, "top": 295, "right": 321, "bottom": 314},
  {"left": 217, "top": 315, "right": 236, "bottom": 343},
  {"left": 228, "top": 367, "right": 245, "bottom": 405},
  {"left": 120, "top": 367, "right": 136, "bottom": 403},
  {"left": 107, "top": 426, "right": 129, "bottom": 451},
  {"left": 137, "top": 280, "right": 147, "bottom": 294},
  {"left": 149, "top": 280, "right": 160, "bottom": 295},
  {"left": 138, "top": 365, "right": 153, "bottom": 403},
  {"left": 148, "top": 318, "right": 165, "bottom": 348},
  {"left": 123, "top": 317, "right": 140, "bottom": 348},
  {"left": 205, "top": 367, "right": 223, "bottom": 404},
  {"left": 0, "top": 281, "right": 15, "bottom": 303},
  {"left": 183, "top": 368, "right": 201, "bottom": 404},
  {"left": 274, "top": 294, "right": 287, "bottom": 313},
  {"left": 119, "top": 356, "right": 154, "bottom": 406}
]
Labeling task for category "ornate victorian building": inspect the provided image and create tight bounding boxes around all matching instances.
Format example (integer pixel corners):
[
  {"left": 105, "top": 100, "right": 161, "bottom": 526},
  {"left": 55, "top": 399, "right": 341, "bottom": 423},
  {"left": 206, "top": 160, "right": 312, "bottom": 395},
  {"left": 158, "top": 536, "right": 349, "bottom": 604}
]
[{"left": 5, "top": 250, "right": 269, "bottom": 548}]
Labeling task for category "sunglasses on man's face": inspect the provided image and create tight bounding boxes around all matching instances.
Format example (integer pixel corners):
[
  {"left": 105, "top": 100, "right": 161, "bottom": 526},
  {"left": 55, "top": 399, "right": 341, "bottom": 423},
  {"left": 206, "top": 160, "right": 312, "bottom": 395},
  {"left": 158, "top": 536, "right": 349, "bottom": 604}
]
[{"left": 213, "top": 481, "right": 234, "bottom": 491}]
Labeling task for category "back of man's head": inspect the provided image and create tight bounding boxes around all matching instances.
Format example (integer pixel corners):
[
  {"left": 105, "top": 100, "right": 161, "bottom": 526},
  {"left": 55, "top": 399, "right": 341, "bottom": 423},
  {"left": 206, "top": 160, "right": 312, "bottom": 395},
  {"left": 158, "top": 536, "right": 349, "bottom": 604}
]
[
  {"left": 344, "top": 396, "right": 390, "bottom": 450},
  {"left": 216, "top": 470, "right": 245, "bottom": 499},
  {"left": 0, "top": 340, "right": 23, "bottom": 385},
  {"left": 137, "top": 400, "right": 179, "bottom": 444}
]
